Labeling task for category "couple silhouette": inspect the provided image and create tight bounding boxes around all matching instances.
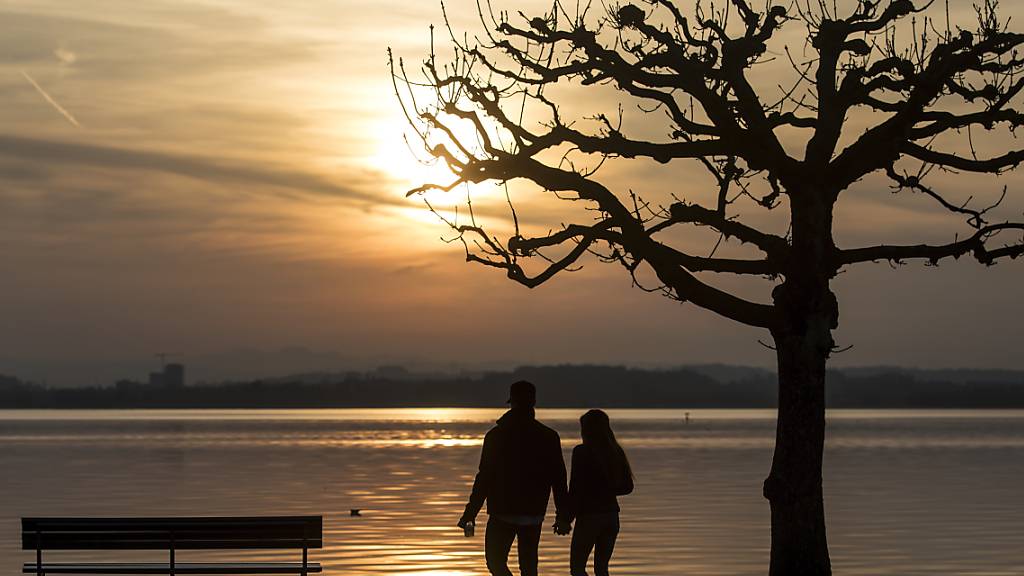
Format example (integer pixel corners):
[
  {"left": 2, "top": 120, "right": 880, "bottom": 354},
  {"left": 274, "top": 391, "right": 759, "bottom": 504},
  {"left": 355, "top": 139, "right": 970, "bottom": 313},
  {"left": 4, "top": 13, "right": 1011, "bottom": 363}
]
[{"left": 457, "top": 381, "right": 634, "bottom": 576}]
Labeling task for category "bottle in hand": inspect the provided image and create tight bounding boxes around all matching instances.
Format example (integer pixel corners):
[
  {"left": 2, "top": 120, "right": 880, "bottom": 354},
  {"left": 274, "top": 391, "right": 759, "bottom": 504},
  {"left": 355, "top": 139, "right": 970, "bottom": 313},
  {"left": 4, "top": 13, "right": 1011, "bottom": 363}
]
[{"left": 463, "top": 520, "right": 475, "bottom": 537}]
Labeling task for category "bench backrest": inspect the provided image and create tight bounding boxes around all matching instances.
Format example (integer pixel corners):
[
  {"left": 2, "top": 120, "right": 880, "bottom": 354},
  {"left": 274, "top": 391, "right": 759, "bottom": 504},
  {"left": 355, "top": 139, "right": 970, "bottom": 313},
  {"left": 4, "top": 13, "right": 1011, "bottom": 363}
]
[{"left": 22, "top": 517, "right": 323, "bottom": 551}]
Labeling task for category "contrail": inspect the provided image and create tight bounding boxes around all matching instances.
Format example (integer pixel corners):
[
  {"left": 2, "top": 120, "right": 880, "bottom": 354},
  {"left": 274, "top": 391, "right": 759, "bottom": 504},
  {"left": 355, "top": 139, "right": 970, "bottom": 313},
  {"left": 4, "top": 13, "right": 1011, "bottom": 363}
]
[{"left": 21, "top": 71, "right": 81, "bottom": 128}]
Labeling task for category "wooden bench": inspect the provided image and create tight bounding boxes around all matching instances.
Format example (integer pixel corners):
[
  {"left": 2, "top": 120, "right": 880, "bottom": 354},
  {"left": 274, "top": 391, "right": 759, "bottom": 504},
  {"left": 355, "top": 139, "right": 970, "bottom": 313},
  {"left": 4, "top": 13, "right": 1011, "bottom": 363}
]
[{"left": 22, "top": 516, "right": 323, "bottom": 575}]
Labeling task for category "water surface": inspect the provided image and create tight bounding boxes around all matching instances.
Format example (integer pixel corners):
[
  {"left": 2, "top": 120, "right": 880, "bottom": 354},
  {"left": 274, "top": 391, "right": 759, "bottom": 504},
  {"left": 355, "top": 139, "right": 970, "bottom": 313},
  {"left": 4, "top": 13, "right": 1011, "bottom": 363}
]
[{"left": 1, "top": 409, "right": 1023, "bottom": 575}]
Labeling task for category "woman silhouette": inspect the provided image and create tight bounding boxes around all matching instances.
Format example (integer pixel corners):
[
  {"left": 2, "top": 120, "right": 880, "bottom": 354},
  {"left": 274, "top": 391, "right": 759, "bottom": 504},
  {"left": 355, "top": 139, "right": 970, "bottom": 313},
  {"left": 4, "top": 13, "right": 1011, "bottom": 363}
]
[{"left": 567, "top": 409, "right": 634, "bottom": 576}]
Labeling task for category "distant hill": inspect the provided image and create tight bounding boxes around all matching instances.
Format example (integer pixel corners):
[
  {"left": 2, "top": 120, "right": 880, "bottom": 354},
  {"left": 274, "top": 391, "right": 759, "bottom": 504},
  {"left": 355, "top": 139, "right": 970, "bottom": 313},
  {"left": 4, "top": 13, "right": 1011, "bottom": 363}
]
[
  {"left": 836, "top": 366, "right": 1024, "bottom": 384},
  {"left": 2, "top": 365, "right": 1024, "bottom": 409},
  {"left": 684, "top": 364, "right": 775, "bottom": 383}
]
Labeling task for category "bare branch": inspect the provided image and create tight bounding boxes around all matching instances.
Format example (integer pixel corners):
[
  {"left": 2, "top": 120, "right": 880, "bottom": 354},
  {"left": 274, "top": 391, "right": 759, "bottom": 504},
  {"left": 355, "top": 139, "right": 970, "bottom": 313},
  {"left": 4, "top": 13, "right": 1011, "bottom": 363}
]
[
  {"left": 392, "top": 0, "right": 1024, "bottom": 335},
  {"left": 903, "top": 142, "right": 1024, "bottom": 174},
  {"left": 837, "top": 223, "right": 1024, "bottom": 266},
  {"left": 652, "top": 202, "right": 790, "bottom": 257},
  {"left": 885, "top": 166, "right": 1006, "bottom": 228}
]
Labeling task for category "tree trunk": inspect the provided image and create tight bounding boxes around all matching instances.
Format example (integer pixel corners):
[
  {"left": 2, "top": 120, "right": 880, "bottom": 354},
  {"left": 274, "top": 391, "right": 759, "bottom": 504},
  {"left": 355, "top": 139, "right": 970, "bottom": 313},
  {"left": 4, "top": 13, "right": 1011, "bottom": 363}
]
[
  {"left": 764, "top": 191, "right": 836, "bottom": 575},
  {"left": 763, "top": 302, "right": 833, "bottom": 575}
]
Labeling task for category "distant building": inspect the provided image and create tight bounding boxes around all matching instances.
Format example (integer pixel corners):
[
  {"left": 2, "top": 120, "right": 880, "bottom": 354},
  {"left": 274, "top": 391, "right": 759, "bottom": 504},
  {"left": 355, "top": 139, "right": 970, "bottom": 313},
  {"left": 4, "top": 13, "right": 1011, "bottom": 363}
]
[
  {"left": 164, "top": 363, "right": 185, "bottom": 388},
  {"left": 149, "top": 363, "right": 186, "bottom": 387}
]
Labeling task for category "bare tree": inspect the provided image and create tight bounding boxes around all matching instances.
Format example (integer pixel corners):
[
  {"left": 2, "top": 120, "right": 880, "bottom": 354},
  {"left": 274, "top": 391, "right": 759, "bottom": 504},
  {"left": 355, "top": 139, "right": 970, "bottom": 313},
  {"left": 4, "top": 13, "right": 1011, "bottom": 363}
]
[{"left": 391, "top": 0, "right": 1024, "bottom": 573}]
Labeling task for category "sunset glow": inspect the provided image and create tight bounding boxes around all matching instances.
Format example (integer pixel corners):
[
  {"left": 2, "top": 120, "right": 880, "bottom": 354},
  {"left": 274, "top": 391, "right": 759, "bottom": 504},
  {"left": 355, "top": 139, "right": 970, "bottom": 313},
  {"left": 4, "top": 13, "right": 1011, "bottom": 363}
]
[
  {"left": 4, "top": 3, "right": 1024, "bottom": 575},
  {"left": 2, "top": 0, "right": 1023, "bottom": 385}
]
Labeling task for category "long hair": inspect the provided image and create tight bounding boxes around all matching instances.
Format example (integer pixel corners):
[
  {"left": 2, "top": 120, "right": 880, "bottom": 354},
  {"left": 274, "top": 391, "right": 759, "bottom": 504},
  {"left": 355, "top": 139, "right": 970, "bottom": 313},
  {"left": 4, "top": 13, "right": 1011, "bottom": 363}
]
[{"left": 580, "top": 409, "right": 633, "bottom": 489}]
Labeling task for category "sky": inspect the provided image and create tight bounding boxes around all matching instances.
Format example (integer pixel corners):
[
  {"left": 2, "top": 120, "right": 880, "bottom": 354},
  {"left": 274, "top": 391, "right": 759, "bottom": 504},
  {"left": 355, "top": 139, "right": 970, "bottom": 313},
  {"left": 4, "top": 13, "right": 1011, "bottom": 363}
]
[{"left": 1, "top": 0, "right": 1023, "bottom": 386}]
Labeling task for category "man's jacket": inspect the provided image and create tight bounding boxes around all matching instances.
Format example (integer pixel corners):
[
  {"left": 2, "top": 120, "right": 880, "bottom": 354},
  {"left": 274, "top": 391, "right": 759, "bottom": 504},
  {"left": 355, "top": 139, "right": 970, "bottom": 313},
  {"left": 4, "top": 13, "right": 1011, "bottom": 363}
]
[{"left": 462, "top": 408, "right": 568, "bottom": 521}]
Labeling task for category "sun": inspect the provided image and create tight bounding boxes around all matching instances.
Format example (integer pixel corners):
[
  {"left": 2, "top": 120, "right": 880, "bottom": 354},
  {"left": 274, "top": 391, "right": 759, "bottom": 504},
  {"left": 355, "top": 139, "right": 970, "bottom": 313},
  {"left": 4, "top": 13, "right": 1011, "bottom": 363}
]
[
  {"left": 370, "top": 112, "right": 496, "bottom": 198},
  {"left": 371, "top": 117, "right": 454, "bottom": 192}
]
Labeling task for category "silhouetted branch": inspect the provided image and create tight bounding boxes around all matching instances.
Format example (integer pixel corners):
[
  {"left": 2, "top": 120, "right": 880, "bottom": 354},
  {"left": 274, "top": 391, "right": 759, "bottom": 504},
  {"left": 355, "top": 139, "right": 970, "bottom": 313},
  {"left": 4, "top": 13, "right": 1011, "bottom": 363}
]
[
  {"left": 392, "top": 0, "right": 1024, "bottom": 332},
  {"left": 885, "top": 166, "right": 1007, "bottom": 228},
  {"left": 510, "top": 222, "right": 777, "bottom": 276},
  {"left": 903, "top": 142, "right": 1024, "bottom": 174},
  {"left": 837, "top": 223, "right": 1024, "bottom": 266},
  {"left": 653, "top": 202, "right": 790, "bottom": 258},
  {"left": 827, "top": 2, "right": 1024, "bottom": 191}
]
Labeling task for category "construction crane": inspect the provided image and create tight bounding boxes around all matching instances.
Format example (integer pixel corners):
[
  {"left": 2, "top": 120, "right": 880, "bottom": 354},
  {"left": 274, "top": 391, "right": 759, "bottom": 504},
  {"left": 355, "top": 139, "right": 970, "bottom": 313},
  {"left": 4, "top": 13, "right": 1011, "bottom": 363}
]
[{"left": 154, "top": 352, "right": 181, "bottom": 369}]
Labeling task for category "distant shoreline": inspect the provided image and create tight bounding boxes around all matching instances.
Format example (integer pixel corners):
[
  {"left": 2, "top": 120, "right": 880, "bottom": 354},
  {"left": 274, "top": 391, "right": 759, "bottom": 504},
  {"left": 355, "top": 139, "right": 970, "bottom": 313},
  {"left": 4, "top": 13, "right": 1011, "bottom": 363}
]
[{"left": 4, "top": 364, "right": 1024, "bottom": 409}]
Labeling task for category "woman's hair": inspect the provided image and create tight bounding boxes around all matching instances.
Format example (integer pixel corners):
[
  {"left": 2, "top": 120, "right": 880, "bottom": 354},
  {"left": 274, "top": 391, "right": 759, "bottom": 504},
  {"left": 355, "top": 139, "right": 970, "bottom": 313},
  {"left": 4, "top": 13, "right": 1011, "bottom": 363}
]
[{"left": 580, "top": 409, "right": 633, "bottom": 488}]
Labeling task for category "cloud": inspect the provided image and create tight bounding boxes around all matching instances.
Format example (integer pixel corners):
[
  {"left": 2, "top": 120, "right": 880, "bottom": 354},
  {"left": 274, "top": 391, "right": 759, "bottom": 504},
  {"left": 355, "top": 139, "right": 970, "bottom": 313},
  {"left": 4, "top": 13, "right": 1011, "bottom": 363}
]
[
  {"left": 0, "top": 134, "right": 404, "bottom": 207},
  {"left": 20, "top": 71, "right": 81, "bottom": 127}
]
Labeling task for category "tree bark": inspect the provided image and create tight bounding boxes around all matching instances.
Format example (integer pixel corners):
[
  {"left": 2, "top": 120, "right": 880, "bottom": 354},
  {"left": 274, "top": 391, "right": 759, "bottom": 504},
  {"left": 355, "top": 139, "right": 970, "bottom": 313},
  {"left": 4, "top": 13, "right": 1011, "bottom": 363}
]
[
  {"left": 763, "top": 190, "right": 836, "bottom": 575},
  {"left": 770, "top": 186, "right": 839, "bottom": 569},
  {"left": 764, "top": 320, "right": 832, "bottom": 576}
]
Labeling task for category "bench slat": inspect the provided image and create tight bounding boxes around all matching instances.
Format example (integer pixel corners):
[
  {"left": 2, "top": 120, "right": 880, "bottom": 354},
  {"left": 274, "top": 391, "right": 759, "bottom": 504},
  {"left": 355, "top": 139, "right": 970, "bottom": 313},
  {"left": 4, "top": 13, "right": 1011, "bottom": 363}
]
[
  {"left": 24, "top": 517, "right": 320, "bottom": 528},
  {"left": 24, "top": 518, "right": 319, "bottom": 532},
  {"left": 22, "top": 563, "right": 323, "bottom": 575},
  {"left": 22, "top": 539, "right": 323, "bottom": 550},
  {"left": 22, "top": 517, "right": 322, "bottom": 551},
  {"left": 28, "top": 529, "right": 320, "bottom": 539}
]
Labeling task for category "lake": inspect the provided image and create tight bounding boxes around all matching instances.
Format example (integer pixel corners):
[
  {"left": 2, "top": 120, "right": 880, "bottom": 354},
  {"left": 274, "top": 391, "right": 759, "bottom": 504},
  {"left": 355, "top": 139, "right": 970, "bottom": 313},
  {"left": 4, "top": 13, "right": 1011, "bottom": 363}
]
[{"left": 1, "top": 409, "right": 1023, "bottom": 575}]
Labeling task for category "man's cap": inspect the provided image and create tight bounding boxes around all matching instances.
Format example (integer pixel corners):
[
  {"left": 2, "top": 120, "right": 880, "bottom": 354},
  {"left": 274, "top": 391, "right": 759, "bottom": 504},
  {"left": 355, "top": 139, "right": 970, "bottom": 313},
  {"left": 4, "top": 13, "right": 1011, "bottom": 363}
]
[{"left": 507, "top": 380, "right": 536, "bottom": 406}]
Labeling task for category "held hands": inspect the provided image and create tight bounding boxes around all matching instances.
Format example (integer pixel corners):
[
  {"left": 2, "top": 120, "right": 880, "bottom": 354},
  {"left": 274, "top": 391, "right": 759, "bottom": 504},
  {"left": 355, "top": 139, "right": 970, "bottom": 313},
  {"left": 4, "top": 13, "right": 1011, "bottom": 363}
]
[
  {"left": 459, "top": 515, "right": 570, "bottom": 535},
  {"left": 552, "top": 518, "right": 572, "bottom": 536}
]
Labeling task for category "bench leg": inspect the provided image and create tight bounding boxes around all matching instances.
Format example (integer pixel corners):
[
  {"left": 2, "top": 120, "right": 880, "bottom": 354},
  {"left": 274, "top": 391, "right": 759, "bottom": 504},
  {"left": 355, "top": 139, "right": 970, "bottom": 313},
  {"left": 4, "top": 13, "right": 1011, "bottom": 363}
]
[{"left": 36, "top": 531, "right": 44, "bottom": 576}]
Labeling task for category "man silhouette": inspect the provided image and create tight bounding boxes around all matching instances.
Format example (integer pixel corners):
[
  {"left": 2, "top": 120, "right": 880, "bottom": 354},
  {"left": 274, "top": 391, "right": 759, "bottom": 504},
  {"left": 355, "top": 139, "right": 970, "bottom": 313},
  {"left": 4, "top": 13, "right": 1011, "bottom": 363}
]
[{"left": 458, "top": 380, "right": 570, "bottom": 576}]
